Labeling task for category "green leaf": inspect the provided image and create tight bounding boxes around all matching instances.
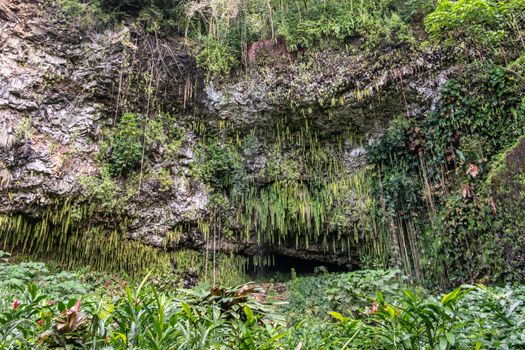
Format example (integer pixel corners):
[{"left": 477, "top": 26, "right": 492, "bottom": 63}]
[
  {"left": 441, "top": 288, "right": 462, "bottom": 306},
  {"left": 244, "top": 305, "right": 255, "bottom": 324},
  {"left": 439, "top": 336, "right": 448, "bottom": 350},
  {"left": 446, "top": 332, "right": 455, "bottom": 346},
  {"left": 181, "top": 302, "right": 196, "bottom": 323},
  {"left": 329, "top": 311, "right": 346, "bottom": 322}
]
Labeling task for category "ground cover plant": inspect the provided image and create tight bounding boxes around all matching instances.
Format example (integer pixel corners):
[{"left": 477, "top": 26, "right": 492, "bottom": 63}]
[{"left": 1, "top": 255, "right": 525, "bottom": 349}]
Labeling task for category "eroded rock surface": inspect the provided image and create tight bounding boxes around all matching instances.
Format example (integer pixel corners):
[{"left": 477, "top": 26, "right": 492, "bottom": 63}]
[
  {"left": 0, "top": 1, "right": 207, "bottom": 237},
  {"left": 0, "top": 0, "right": 454, "bottom": 267},
  {"left": 0, "top": 0, "right": 123, "bottom": 212}
]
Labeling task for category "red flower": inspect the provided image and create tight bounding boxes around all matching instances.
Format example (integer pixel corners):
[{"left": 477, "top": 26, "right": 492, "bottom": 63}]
[
  {"left": 371, "top": 302, "right": 378, "bottom": 314},
  {"left": 13, "top": 300, "right": 20, "bottom": 310},
  {"left": 38, "top": 319, "right": 43, "bottom": 326}
]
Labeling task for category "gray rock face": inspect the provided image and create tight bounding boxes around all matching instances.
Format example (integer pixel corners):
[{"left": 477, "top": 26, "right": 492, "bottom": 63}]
[
  {"left": 0, "top": 1, "right": 208, "bottom": 241},
  {"left": 0, "top": 1, "right": 452, "bottom": 266},
  {"left": 0, "top": 0, "right": 121, "bottom": 214},
  {"left": 201, "top": 47, "right": 447, "bottom": 136}
]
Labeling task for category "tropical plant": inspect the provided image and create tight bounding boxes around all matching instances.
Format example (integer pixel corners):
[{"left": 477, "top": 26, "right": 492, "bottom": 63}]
[
  {"left": 2, "top": 257, "right": 525, "bottom": 349},
  {"left": 109, "top": 113, "right": 144, "bottom": 176},
  {"left": 286, "top": 269, "right": 407, "bottom": 320},
  {"left": 425, "top": 0, "right": 525, "bottom": 59}
]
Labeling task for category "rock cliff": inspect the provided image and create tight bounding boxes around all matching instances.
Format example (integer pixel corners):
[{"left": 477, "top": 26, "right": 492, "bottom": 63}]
[{"left": 0, "top": 0, "right": 455, "bottom": 273}]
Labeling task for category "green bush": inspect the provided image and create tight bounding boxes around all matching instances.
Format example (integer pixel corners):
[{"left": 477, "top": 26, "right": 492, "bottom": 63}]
[
  {"left": 109, "top": 113, "right": 143, "bottom": 177},
  {"left": 0, "top": 259, "right": 284, "bottom": 349},
  {"left": 285, "top": 269, "right": 407, "bottom": 320},
  {"left": 0, "top": 253, "right": 89, "bottom": 301},
  {"left": 195, "top": 35, "right": 239, "bottom": 77},
  {"left": 425, "top": 0, "right": 525, "bottom": 57},
  {"left": 274, "top": 0, "right": 415, "bottom": 51},
  {"left": 55, "top": 0, "right": 181, "bottom": 33},
  {"left": 135, "top": 3, "right": 179, "bottom": 34},
  {"left": 80, "top": 166, "right": 124, "bottom": 210},
  {"left": 183, "top": 0, "right": 423, "bottom": 75},
  {"left": 367, "top": 62, "right": 525, "bottom": 286},
  {"left": 367, "top": 116, "right": 422, "bottom": 217},
  {"left": 96, "top": 0, "right": 179, "bottom": 15},
  {"left": 59, "top": 0, "right": 425, "bottom": 74},
  {"left": 198, "top": 142, "right": 245, "bottom": 191}
]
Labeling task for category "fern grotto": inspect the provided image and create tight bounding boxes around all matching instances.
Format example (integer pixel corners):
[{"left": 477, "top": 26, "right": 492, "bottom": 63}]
[{"left": 0, "top": 0, "right": 524, "bottom": 348}]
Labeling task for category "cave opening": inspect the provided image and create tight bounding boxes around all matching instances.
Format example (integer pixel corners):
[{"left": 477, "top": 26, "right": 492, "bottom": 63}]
[{"left": 247, "top": 254, "right": 350, "bottom": 279}]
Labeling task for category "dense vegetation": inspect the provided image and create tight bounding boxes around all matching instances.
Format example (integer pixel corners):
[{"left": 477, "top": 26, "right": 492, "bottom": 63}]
[
  {"left": 56, "top": 0, "right": 433, "bottom": 74},
  {"left": 1, "top": 256, "right": 525, "bottom": 349},
  {"left": 2, "top": 0, "right": 524, "bottom": 347},
  {"left": 0, "top": 0, "right": 512, "bottom": 285},
  {"left": 367, "top": 0, "right": 525, "bottom": 287}
]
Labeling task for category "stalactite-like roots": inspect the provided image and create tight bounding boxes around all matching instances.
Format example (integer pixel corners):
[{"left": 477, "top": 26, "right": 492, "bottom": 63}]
[{"left": 0, "top": 201, "right": 247, "bottom": 285}]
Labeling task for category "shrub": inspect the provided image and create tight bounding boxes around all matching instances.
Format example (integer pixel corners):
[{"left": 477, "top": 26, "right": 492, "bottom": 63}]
[
  {"left": 80, "top": 166, "right": 123, "bottom": 210},
  {"left": 109, "top": 113, "right": 143, "bottom": 177},
  {"left": 55, "top": 0, "right": 181, "bottom": 33},
  {"left": 96, "top": 0, "right": 180, "bottom": 15},
  {"left": 195, "top": 35, "right": 239, "bottom": 77},
  {"left": 366, "top": 63, "right": 525, "bottom": 286},
  {"left": 0, "top": 260, "right": 285, "bottom": 349},
  {"left": 274, "top": 0, "right": 415, "bottom": 51},
  {"left": 425, "top": 0, "right": 525, "bottom": 58},
  {"left": 13, "top": 116, "right": 33, "bottom": 142},
  {"left": 199, "top": 142, "right": 245, "bottom": 191},
  {"left": 286, "top": 270, "right": 406, "bottom": 320},
  {"left": 183, "top": 0, "right": 422, "bottom": 74},
  {"left": 0, "top": 252, "right": 90, "bottom": 301}
]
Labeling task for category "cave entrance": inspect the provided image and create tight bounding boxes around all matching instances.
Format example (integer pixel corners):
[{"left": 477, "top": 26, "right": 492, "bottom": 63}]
[{"left": 247, "top": 254, "right": 349, "bottom": 279}]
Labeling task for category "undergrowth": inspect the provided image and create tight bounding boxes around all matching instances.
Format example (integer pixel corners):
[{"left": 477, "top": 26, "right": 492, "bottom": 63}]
[{"left": 1, "top": 257, "right": 525, "bottom": 349}]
